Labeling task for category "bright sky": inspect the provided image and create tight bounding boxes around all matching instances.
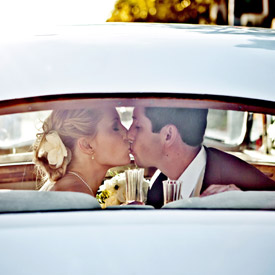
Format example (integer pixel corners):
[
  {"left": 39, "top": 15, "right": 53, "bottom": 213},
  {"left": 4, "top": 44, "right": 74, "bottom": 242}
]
[{"left": 0, "top": 0, "right": 117, "bottom": 32}]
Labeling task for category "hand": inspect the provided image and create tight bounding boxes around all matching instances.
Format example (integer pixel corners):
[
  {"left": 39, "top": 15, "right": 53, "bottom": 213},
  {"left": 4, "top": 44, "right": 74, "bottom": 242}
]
[{"left": 200, "top": 184, "right": 241, "bottom": 197}]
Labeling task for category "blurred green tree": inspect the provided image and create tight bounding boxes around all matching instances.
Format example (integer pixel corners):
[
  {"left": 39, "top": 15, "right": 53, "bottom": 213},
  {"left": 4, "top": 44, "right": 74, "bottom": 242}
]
[{"left": 107, "top": 0, "right": 216, "bottom": 24}]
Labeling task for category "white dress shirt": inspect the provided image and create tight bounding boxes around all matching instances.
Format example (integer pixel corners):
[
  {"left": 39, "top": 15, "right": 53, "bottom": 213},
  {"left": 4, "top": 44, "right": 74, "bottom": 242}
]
[{"left": 150, "top": 146, "right": 207, "bottom": 199}]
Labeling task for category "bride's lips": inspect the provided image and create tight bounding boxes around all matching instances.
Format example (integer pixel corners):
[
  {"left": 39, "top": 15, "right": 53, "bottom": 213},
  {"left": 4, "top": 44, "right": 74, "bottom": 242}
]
[
  {"left": 129, "top": 141, "right": 133, "bottom": 154},
  {"left": 129, "top": 146, "right": 133, "bottom": 154}
]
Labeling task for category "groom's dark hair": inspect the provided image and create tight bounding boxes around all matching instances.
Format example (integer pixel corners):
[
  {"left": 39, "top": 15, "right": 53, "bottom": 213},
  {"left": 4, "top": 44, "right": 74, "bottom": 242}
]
[{"left": 144, "top": 107, "right": 208, "bottom": 147}]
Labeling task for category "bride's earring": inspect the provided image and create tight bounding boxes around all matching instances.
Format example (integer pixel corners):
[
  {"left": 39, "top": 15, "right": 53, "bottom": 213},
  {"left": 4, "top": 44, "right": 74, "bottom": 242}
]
[{"left": 91, "top": 152, "right": 95, "bottom": 160}]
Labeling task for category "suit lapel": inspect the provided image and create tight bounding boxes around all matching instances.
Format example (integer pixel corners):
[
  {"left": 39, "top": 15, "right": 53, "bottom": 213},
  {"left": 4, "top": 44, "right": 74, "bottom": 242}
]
[{"left": 147, "top": 172, "right": 167, "bottom": 209}]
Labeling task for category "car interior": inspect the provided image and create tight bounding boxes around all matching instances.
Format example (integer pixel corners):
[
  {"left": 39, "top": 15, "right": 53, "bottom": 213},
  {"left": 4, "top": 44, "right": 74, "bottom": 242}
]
[{"left": 0, "top": 94, "right": 274, "bottom": 212}]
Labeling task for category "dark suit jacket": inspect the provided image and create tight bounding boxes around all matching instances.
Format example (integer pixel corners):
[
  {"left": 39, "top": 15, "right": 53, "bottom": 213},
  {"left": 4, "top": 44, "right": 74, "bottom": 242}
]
[{"left": 146, "top": 147, "right": 275, "bottom": 209}]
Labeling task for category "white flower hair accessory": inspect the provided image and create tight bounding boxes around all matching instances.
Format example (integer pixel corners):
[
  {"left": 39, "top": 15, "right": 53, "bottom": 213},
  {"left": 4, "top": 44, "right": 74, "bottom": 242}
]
[{"left": 38, "top": 130, "right": 68, "bottom": 168}]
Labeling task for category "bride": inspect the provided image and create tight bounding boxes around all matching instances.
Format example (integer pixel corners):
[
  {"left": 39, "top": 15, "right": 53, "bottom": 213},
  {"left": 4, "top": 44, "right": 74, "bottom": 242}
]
[{"left": 33, "top": 107, "right": 130, "bottom": 197}]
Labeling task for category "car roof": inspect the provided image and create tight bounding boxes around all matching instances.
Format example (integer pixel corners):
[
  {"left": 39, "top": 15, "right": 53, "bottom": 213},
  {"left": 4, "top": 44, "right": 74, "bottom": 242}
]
[{"left": 1, "top": 23, "right": 275, "bottom": 102}]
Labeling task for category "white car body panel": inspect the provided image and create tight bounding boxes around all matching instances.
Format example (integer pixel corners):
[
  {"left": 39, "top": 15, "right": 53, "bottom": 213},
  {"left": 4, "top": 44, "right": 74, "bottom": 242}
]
[
  {"left": 0, "top": 23, "right": 275, "bottom": 102},
  {"left": 1, "top": 210, "right": 275, "bottom": 275}
]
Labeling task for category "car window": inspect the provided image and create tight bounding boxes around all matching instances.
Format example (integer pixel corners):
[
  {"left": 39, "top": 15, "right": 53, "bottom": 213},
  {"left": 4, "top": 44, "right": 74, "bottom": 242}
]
[
  {"left": 0, "top": 102, "right": 274, "bottom": 166},
  {"left": 0, "top": 98, "right": 274, "bottom": 212},
  {"left": 0, "top": 111, "right": 50, "bottom": 151},
  {"left": 0, "top": 108, "right": 263, "bottom": 162},
  {"left": 205, "top": 109, "right": 247, "bottom": 145}
]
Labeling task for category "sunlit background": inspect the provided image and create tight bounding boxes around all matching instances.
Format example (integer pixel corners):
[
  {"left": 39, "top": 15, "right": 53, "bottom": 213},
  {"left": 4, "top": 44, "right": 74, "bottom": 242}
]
[
  {"left": 107, "top": 0, "right": 275, "bottom": 28},
  {"left": 0, "top": 0, "right": 116, "bottom": 32},
  {"left": 0, "top": 0, "right": 274, "bottom": 32}
]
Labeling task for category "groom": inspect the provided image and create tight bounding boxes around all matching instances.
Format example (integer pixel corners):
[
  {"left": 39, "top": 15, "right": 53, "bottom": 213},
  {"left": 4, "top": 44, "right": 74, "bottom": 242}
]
[{"left": 128, "top": 106, "right": 275, "bottom": 208}]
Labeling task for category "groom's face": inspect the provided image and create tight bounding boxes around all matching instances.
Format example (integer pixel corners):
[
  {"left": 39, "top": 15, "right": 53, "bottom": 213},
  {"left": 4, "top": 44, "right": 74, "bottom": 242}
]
[{"left": 128, "top": 107, "right": 162, "bottom": 168}]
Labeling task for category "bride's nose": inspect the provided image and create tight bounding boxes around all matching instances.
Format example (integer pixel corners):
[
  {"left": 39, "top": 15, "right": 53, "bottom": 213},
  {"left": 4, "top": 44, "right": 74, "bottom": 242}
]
[
  {"left": 121, "top": 125, "right": 128, "bottom": 141},
  {"left": 127, "top": 124, "right": 135, "bottom": 142}
]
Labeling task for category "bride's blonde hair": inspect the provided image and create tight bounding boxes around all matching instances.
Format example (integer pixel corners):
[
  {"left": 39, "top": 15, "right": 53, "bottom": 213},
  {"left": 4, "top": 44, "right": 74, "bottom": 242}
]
[{"left": 33, "top": 108, "right": 103, "bottom": 184}]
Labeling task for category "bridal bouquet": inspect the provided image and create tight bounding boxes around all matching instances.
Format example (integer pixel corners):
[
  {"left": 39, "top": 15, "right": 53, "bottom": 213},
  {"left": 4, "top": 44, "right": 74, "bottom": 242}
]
[{"left": 96, "top": 171, "right": 150, "bottom": 209}]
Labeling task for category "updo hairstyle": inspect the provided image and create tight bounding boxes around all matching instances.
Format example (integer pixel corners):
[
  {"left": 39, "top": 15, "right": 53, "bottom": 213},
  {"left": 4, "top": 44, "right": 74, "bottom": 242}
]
[{"left": 33, "top": 108, "right": 103, "bottom": 183}]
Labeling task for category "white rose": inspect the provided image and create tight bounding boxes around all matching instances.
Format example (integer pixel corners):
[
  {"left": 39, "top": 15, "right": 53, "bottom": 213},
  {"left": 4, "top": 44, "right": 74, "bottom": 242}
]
[
  {"left": 104, "top": 196, "right": 120, "bottom": 207},
  {"left": 116, "top": 184, "right": 126, "bottom": 203}
]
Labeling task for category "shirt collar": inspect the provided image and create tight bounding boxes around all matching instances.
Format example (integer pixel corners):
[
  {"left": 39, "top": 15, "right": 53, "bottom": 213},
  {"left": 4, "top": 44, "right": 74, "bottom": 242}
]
[
  {"left": 149, "top": 169, "right": 162, "bottom": 189},
  {"left": 177, "top": 146, "right": 207, "bottom": 198}
]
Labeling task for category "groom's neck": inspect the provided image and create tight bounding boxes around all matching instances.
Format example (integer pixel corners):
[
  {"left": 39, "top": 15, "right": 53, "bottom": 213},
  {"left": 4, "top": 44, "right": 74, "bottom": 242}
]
[{"left": 160, "top": 144, "right": 201, "bottom": 180}]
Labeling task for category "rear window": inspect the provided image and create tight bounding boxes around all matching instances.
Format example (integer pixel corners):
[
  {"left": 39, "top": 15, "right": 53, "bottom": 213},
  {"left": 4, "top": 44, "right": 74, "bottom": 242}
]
[{"left": 0, "top": 98, "right": 274, "bottom": 212}]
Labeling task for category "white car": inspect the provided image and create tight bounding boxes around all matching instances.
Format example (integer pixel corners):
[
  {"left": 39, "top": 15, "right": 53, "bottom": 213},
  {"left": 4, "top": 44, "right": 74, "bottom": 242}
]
[{"left": 0, "top": 23, "right": 275, "bottom": 275}]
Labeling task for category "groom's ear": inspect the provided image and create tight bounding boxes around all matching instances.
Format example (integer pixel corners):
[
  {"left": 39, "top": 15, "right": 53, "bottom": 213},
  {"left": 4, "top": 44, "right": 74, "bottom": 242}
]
[
  {"left": 160, "top": 125, "right": 177, "bottom": 146},
  {"left": 78, "top": 137, "right": 94, "bottom": 155}
]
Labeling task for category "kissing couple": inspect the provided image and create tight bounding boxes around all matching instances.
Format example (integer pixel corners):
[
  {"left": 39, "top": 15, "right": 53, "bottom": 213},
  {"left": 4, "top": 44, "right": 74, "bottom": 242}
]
[{"left": 34, "top": 105, "right": 275, "bottom": 208}]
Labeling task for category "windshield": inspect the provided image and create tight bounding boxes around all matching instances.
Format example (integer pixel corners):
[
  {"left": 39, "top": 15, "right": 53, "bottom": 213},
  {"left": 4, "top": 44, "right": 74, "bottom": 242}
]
[
  {"left": 205, "top": 110, "right": 247, "bottom": 145},
  {"left": 0, "top": 98, "right": 274, "bottom": 212},
  {"left": 0, "top": 108, "right": 247, "bottom": 155}
]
